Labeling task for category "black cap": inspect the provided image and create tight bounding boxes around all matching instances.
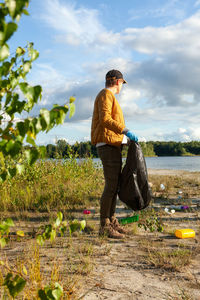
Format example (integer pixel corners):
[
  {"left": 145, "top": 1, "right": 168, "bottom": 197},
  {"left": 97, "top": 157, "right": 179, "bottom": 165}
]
[{"left": 105, "top": 69, "right": 127, "bottom": 84}]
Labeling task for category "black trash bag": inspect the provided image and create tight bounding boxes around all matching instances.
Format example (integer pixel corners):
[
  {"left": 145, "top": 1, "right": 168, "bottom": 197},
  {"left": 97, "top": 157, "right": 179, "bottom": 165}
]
[{"left": 118, "top": 141, "right": 152, "bottom": 211}]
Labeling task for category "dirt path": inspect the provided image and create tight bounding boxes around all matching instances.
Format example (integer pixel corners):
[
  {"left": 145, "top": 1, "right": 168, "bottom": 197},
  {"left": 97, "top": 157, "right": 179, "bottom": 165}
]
[{"left": 80, "top": 209, "right": 200, "bottom": 300}]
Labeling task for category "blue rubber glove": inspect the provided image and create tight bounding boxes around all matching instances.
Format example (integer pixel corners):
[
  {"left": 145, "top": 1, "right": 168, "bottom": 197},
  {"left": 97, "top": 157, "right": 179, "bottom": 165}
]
[{"left": 125, "top": 131, "right": 138, "bottom": 142}]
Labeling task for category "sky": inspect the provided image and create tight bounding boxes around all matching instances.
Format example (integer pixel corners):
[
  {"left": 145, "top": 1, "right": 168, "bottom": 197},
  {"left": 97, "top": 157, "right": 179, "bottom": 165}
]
[{"left": 8, "top": 0, "right": 200, "bottom": 144}]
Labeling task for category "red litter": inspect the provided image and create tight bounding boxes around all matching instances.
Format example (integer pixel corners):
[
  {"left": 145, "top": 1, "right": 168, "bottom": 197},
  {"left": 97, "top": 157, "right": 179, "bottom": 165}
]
[{"left": 83, "top": 210, "right": 91, "bottom": 215}]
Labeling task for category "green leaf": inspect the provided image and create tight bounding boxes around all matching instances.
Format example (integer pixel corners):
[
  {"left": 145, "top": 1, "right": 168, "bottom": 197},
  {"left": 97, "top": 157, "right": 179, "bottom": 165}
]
[
  {"left": 0, "top": 237, "right": 7, "bottom": 248},
  {"left": 40, "top": 109, "right": 50, "bottom": 127},
  {"left": 22, "top": 9, "right": 29, "bottom": 16},
  {"left": 3, "top": 273, "right": 26, "bottom": 298},
  {"left": 38, "top": 283, "right": 63, "bottom": 300},
  {"left": 16, "top": 163, "right": 25, "bottom": 174},
  {"left": 26, "top": 134, "right": 36, "bottom": 146},
  {"left": 35, "top": 118, "right": 42, "bottom": 132},
  {"left": 0, "top": 61, "right": 11, "bottom": 77},
  {"left": 25, "top": 148, "right": 39, "bottom": 165},
  {"left": 28, "top": 48, "right": 39, "bottom": 61},
  {"left": 10, "top": 76, "right": 19, "bottom": 89},
  {"left": 39, "top": 146, "right": 46, "bottom": 158},
  {"left": 33, "top": 85, "right": 42, "bottom": 101},
  {"left": 43, "top": 224, "right": 52, "bottom": 240},
  {"left": 38, "top": 289, "right": 48, "bottom": 300},
  {"left": 59, "top": 225, "right": 67, "bottom": 236},
  {"left": 5, "top": 93, "right": 26, "bottom": 116},
  {"left": 23, "top": 61, "right": 31, "bottom": 73},
  {"left": 36, "top": 235, "right": 44, "bottom": 246},
  {"left": 69, "top": 96, "right": 75, "bottom": 103},
  {"left": 5, "top": 92, "right": 12, "bottom": 106},
  {"left": 69, "top": 102, "right": 75, "bottom": 119},
  {"left": 0, "top": 224, "right": 8, "bottom": 232},
  {"left": 0, "top": 22, "right": 18, "bottom": 45},
  {"left": 55, "top": 217, "right": 61, "bottom": 228},
  {"left": 6, "top": 0, "right": 29, "bottom": 19},
  {"left": 19, "top": 83, "right": 42, "bottom": 109},
  {"left": 16, "top": 121, "right": 28, "bottom": 137},
  {"left": 16, "top": 46, "right": 25, "bottom": 56},
  {"left": 80, "top": 220, "right": 86, "bottom": 231},
  {"left": 19, "top": 82, "right": 28, "bottom": 93},
  {"left": 0, "top": 171, "right": 7, "bottom": 182},
  {"left": 57, "top": 212, "right": 63, "bottom": 222},
  {"left": 52, "top": 283, "right": 63, "bottom": 299},
  {"left": 16, "top": 230, "right": 24, "bottom": 237},
  {"left": 22, "top": 265, "right": 27, "bottom": 275},
  {"left": 50, "top": 229, "right": 56, "bottom": 242},
  {"left": 5, "top": 140, "right": 14, "bottom": 152},
  {"left": 8, "top": 167, "right": 16, "bottom": 177},
  {"left": 6, "top": 0, "right": 17, "bottom": 18},
  {"left": 0, "top": 44, "right": 10, "bottom": 61},
  {"left": 58, "top": 110, "right": 66, "bottom": 124},
  {"left": 5, "top": 140, "right": 21, "bottom": 157},
  {"left": 4, "top": 218, "right": 14, "bottom": 227},
  {"left": 69, "top": 220, "right": 79, "bottom": 234}
]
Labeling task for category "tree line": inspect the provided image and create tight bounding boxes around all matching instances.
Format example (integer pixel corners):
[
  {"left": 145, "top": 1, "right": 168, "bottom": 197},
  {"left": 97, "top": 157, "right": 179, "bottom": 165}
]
[{"left": 45, "top": 140, "right": 200, "bottom": 158}]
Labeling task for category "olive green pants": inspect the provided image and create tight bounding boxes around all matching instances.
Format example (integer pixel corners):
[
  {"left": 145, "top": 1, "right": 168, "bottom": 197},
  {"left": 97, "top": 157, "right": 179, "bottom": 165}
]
[{"left": 97, "top": 145, "right": 122, "bottom": 225}]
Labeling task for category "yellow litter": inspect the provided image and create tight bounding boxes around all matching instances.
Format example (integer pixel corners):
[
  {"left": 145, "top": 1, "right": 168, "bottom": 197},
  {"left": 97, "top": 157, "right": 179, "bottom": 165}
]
[{"left": 175, "top": 229, "right": 195, "bottom": 239}]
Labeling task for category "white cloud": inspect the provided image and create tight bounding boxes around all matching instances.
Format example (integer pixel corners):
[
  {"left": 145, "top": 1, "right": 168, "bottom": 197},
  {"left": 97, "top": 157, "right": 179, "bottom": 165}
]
[
  {"left": 42, "top": 0, "right": 105, "bottom": 46},
  {"left": 123, "top": 11, "right": 200, "bottom": 57},
  {"left": 158, "top": 127, "right": 200, "bottom": 141},
  {"left": 41, "top": 1, "right": 200, "bottom": 60},
  {"left": 129, "top": 0, "right": 188, "bottom": 25}
]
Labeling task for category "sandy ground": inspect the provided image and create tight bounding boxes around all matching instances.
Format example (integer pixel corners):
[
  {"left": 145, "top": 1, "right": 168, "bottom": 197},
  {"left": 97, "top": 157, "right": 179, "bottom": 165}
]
[
  {"left": 0, "top": 169, "right": 200, "bottom": 299},
  {"left": 80, "top": 169, "right": 200, "bottom": 300},
  {"left": 80, "top": 213, "right": 200, "bottom": 300},
  {"left": 148, "top": 168, "right": 200, "bottom": 176}
]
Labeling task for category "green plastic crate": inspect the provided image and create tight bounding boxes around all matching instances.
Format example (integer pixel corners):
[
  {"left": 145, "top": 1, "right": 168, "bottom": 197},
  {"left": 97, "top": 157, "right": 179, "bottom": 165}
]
[{"left": 118, "top": 215, "right": 139, "bottom": 225}]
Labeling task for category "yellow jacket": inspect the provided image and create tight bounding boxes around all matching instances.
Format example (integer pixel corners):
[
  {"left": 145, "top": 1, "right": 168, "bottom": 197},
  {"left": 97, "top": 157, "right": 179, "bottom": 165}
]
[{"left": 91, "top": 89, "right": 125, "bottom": 147}]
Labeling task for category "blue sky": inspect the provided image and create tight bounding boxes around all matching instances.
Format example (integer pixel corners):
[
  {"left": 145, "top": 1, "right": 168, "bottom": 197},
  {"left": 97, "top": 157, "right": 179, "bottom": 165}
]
[{"left": 9, "top": 0, "right": 200, "bottom": 144}]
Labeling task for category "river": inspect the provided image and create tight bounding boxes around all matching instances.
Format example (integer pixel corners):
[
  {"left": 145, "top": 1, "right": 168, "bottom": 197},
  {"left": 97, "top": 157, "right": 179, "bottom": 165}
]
[{"left": 93, "top": 156, "right": 200, "bottom": 172}]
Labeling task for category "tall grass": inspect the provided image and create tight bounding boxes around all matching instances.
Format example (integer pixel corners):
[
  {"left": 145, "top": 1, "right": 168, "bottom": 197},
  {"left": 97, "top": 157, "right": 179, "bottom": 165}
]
[
  {"left": 1, "top": 158, "right": 199, "bottom": 212},
  {"left": 0, "top": 158, "right": 104, "bottom": 212}
]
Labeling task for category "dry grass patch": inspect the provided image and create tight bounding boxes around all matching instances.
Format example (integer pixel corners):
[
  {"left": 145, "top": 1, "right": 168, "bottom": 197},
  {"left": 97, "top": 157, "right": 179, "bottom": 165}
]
[
  {"left": 138, "top": 238, "right": 196, "bottom": 272},
  {"left": 146, "top": 247, "right": 192, "bottom": 271},
  {"left": 149, "top": 173, "right": 200, "bottom": 199},
  {"left": 167, "top": 288, "right": 195, "bottom": 300}
]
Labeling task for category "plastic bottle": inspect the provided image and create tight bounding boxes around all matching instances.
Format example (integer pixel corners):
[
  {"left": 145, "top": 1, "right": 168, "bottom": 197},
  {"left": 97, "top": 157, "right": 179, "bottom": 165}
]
[
  {"left": 160, "top": 184, "right": 165, "bottom": 190},
  {"left": 118, "top": 215, "right": 139, "bottom": 224},
  {"left": 83, "top": 210, "right": 91, "bottom": 215},
  {"left": 175, "top": 229, "right": 195, "bottom": 239}
]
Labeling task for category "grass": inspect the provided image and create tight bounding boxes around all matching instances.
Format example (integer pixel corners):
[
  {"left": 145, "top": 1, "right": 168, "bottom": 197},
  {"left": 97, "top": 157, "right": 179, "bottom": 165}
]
[
  {"left": 147, "top": 247, "right": 192, "bottom": 271},
  {"left": 0, "top": 158, "right": 199, "bottom": 213},
  {"left": 138, "top": 237, "right": 196, "bottom": 272},
  {"left": 0, "top": 158, "right": 104, "bottom": 212},
  {"left": 167, "top": 288, "right": 195, "bottom": 300}
]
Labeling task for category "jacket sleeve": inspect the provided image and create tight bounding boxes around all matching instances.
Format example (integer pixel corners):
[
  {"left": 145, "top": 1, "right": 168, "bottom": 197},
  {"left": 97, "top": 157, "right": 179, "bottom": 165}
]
[{"left": 98, "top": 91, "right": 124, "bottom": 134}]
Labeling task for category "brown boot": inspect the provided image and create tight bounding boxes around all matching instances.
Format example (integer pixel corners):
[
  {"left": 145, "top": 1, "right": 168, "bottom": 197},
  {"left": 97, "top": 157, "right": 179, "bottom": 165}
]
[
  {"left": 99, "top": 218, "right": 124, "bottom": 239},
  {"left": 110, "top": 217, "right": 129, "bottom": 234}
]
